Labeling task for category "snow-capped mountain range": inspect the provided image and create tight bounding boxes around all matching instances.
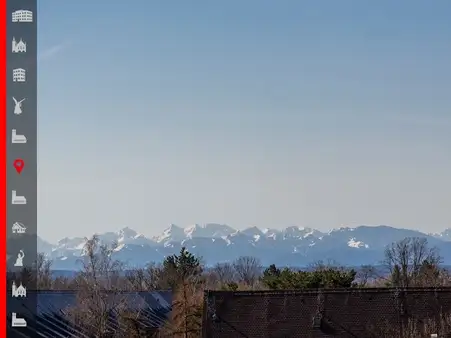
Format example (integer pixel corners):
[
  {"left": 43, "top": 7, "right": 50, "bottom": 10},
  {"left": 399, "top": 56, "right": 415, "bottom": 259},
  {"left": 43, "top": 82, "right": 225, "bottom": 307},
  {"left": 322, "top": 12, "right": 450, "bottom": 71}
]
[{"left": 29, "top": 224, "right": 451, "bottom": 270}]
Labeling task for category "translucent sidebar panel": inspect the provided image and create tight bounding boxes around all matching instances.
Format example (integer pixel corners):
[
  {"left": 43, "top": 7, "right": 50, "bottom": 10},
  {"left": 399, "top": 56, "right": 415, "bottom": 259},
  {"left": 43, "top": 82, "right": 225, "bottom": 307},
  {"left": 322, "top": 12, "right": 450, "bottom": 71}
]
[{"left": 6, "top": 0, "right": 37, "bottom": 336}]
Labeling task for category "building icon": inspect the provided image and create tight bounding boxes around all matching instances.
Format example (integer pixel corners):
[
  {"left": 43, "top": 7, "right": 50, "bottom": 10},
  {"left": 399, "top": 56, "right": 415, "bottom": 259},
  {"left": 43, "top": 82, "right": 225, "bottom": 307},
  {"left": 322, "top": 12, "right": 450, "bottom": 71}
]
[
  {"left": 12, "top": 10, "right": 33, "bottom": 23},
  {"left": 12, "top": 222, "right": 26, "bottom": 234},
  {"left": 11, "top": 313, "right": 27, "bottom": 327},
  {"left": 12, "top": 281, "right": 26, "bottom": 297},
  {"left": 12, "top": 37, "right": 26, "bottom": 53},
  {"left": 12, "top": 68, "right": 26, "bottom": 82}
]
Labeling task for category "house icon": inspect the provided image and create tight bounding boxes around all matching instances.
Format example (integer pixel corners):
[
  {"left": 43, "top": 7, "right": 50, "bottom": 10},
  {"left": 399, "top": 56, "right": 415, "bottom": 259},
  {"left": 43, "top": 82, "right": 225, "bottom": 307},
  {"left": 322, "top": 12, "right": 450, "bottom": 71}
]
[
  {"left": 12, "top": 37, "right": 26, "bottom": 53},
  {"left": 12, "top": 222, "right": 26, "bottom": 234},
  {"left": 12, "top": 281, "right": 26, "bottom": 297}
]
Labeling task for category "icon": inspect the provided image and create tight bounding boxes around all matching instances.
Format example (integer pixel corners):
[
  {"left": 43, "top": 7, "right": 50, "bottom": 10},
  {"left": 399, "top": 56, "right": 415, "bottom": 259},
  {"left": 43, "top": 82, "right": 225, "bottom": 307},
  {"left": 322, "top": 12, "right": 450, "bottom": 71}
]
[
  {"left": 12, "top": 281, "right": 26, "bottom": 297},
  {"left": 12, "top": 10, "right": 33, "bottom": 23},
  {"left": 12, "top": 129, "right": 27, "bottom": 144},
  {"left": 12, "top": 68, "right": 26, "bottom": 82},
  {"left": 14, "top": 250, "right": 25, "bottom": 267},
  {"left": 13, "top": 159, "right": 25, "bottom": 175},
  {"left": 11, "top": 313, "right": 27, "bottom": 327},
  {"left": 12, "top": 190, "right": 26, "bottom": 205},
  {"left": 12, "top": 37, "right": 26, "bottom": 53},
  {"left": 13, "top": 97, "right": 25, "bottom": 115},
  {"left": 12, "top": 222, "right": 26, "bottom": 234}
]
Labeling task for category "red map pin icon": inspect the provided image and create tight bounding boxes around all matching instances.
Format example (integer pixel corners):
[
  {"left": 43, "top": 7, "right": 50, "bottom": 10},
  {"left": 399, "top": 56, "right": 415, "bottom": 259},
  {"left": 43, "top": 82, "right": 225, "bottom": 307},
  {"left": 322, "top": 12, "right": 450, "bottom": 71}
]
[{"left": 13, "top": 159, "right": 24, "bottom": 174}]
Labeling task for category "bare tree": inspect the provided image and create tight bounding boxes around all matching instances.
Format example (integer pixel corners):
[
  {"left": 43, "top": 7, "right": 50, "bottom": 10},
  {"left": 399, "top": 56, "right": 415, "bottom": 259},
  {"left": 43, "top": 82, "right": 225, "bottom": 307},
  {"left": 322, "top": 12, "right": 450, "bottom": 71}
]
[
  {"left": 233, "top": 256, "right": 262, "bottom": 286},
  {"left": 125, "top": 263, "right": 167, "bottom": 291},
  {"left": 125, "top": 267, "right": 146, "bottom": 291},
  {"left": 52, "top": 276, "right": 72, "bottom": 290},
  {"left": 67, "top": 235, "right": 129, "bottom": 337},
  {"left": 36, "top": 252, "right": 53, "bottom": 290},
  {"left": 309, "top": 259, "right": 341, "bottom": 271},
  {"left": 356, "top": 265, "right": 378, "bottom": 287},
  {"left": 212, "top": 262, "right": 236, "bottom": 284},
  {"left": 78, "top": 235, "right": 124, "bottom": 288},
  {"left": 383, "top": 237, "right": 442, "bottom": 287}
]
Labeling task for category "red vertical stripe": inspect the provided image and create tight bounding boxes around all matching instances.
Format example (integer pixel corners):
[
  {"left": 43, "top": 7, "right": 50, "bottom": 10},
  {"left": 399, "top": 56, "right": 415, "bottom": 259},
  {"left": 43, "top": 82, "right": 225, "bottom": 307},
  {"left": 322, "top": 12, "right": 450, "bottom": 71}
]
[{"left": 0, "top": 0, "right": 6, "bottom": 335}]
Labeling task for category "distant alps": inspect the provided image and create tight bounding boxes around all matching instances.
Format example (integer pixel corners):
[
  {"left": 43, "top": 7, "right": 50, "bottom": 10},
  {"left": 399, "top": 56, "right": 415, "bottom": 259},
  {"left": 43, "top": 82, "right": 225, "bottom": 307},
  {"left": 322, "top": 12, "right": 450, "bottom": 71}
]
[{"left": 26, "top": 224, "right": 451, "bottom": 270}]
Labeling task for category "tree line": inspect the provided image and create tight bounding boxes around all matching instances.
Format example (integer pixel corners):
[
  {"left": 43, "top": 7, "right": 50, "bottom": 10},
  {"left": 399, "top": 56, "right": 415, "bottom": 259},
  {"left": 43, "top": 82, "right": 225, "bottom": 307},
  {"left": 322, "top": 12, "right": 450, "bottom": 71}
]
[{"left": 7, "top": 236, "right": 451, "bottom": 337}]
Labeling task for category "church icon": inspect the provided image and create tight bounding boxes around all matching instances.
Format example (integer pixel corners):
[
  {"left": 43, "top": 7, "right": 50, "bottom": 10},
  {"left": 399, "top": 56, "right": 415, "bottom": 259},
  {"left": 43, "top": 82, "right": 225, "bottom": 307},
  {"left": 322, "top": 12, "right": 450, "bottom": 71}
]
[
  {"left": 11, "top": 281, "right": 26, "bottom": 297},
  {"left": 12, "top": 37, "right": 26, "bottom": 53}
]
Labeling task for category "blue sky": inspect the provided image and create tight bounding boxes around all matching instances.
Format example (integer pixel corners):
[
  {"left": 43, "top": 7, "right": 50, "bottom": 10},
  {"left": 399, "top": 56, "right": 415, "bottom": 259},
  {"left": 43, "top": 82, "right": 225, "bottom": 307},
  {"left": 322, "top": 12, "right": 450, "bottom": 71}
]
[{"left": 38, "top": 1, "right": 451, "bottom": 242}]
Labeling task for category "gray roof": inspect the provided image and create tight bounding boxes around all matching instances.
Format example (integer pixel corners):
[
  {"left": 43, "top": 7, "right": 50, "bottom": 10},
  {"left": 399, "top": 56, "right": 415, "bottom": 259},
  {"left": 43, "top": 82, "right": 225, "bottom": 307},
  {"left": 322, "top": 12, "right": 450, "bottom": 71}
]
[{"left": 8, "top": 290, "right": 172, "bottom": 337}]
